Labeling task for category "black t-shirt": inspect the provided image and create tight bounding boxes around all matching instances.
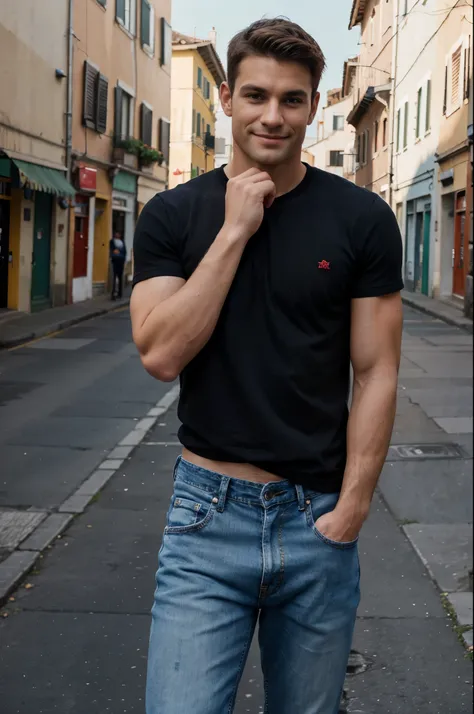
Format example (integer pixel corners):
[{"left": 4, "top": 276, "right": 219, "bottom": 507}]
[{"left": 133, "top": 165, "right": 403, "bottom": 490}]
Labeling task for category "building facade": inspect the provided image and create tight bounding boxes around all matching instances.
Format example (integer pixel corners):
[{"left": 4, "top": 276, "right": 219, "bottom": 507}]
[
  {"left": 392, "top": 0, "right": 443, "bottom": 296},
  {"left": 0, "top": 0, "right": 75, "bottom": 313},
  {"left": 169, "top": 31, "right": 226, "bottom": 189},
  {"left": 347, "top": 0, "right": 395, "bottom": 201},
  {"left": 308, "top": 88, "right": 355, "bottom": 176},
  {"left": 71, "top": 0, "right": 171, "bottom": 301},
  {"left": 432, "top": 1, "right": 472, "bottom": 303}
]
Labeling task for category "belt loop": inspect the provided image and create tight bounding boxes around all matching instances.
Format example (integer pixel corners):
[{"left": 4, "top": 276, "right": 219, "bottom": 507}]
[
  {"left": 173, "top": 455, "right": 182, "bottom": 482},
  {"left": 215, "top": 476, "right": 230, "bottom": 513},
  {"left": 295, "top": 484, "right": 306, "bottom": 511}
]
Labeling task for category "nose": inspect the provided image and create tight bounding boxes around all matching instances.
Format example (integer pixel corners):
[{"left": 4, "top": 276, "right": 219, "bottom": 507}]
[{"left": 260, "top": 99, "right": 284, "bottom": 128}]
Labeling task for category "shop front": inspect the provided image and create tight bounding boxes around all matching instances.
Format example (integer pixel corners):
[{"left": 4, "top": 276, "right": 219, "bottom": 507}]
[
  {"left": 112, "top": 171, "right": 137, "bottom": 285},
  {"left": 72, "top": 166, "right": 97, "bottom": 304}
]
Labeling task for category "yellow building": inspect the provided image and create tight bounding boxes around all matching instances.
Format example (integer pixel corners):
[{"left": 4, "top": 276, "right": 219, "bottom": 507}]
[{"left": 169, "top": 30, "right": 226, "bottom": 189}]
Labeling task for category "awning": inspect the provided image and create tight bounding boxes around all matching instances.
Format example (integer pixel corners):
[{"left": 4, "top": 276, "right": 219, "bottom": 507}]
[{"left": 13, "top": 159, "right": 75, "bottom": 197}]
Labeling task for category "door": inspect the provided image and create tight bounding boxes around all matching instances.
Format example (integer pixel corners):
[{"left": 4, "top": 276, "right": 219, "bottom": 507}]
[
  {"left": 414, "top": 211, "right": 424, "bottom": 292},
  {"left": 0, "top": 199, "right": 11, "bottom": 308},
  {"left": 452, "top": 191, "right": 466, "bottom": 297},
  {"left": 73, "top": 215, "right": 89, "bottom": 278},
  {"left": 421, "top": 210, "right": 431, "bottom": 296},
  {"left": 31, "top": 192, "right": 52, "bottom": 311}
]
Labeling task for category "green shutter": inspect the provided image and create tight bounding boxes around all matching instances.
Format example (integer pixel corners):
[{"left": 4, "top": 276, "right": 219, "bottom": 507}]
[
  {"left": 403, "top": 101, "right": 409, "bottom": 148},
  {"left": 141, "top": 0, "right": 150, "bottom": 46},
  {"left": 116, "top": 0, "right": 125, "bottom": 23},
  {"left": 396, "top": 110, "right": 400, "bottom": 152},
  {"left": 416, "top": 88, "right": 422, "bottom": 139},
  {"left": 96, "top": 74, "right": 108, "bottom": 134},
  {"left": 197, "top": 67, "right": 202, "bottom": 88},
  {"left": 196, "top": 113, "right": 201, "bottom": 137}
]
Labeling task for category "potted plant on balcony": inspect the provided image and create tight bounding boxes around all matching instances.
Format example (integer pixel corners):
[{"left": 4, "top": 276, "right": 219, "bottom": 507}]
[
  {"left": 139, "top": 145, "right": 164, "bottom": 172},
  {"left": 112, "top": 137, "right": 142, "bottom": 169}
]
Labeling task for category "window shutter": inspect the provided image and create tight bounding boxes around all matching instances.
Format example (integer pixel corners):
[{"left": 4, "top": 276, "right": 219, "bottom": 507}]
[
  {"left": 140, "top": 104, "right": 153, "bottom": 145},
  {"left": 196, "top": 112, "right": 201, "bottom": 137},
  {"left": 141, "top": 0, "right": 150, "bottom": 46},
  {"left": 443, "top": 65, "right": 448, "bottom": 114},
  {"left": 159, "top": 118, "right": 170, "bottom": 164},
  {"left": 197, "top": 67, "right": 203, "bottom": 88},
  {"left": 97, "top": 0, "right": 106, "bottom": 6},
  {"left": 83, "top": 62, "right": 98, "bottom": 127},
  {"left": 160, "top": 18, "right": 171, "bottom": 66},
  {"left": 464, "top": 38, "right": 470, "bottom": 100},
  {"left": 403, "top": 101, "right": 409, "bottom": 148},
  {"left": 96, "top": 75, "right": 108, "bottom": 134},
  {"left": 425, "top": 79, "right": 431, "bottom": 132},
  {"left": 116, "top": 0, "right": 125, "bottom": 23},
  {"left": 396, "top": 109, "right": 400, "bottom": 152},
  {"left": 114, "top": 85, "right": 123, "bottom": 140},
  {"left": 451, "top": 47, "right": 462, "bottom": 108}
]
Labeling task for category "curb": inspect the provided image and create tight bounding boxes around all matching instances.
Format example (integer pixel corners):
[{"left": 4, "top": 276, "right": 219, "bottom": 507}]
[
  {"left": 401, "top": 295, "right": 473, "bottom": 334},
  {"left": 0, "top": 298, "right": 130, "bottom": 350},
  {"left": 0, "top": 384, "right": 180, "bottom": 607}
]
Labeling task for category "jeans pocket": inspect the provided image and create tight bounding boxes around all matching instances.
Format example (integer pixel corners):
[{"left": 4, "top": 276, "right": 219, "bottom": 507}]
[
  {"left": 164, "top": 484, "right": 215, "bottom": 535},
  {"left": 306, "top": 493, "right": 359, "bottom": 550}
]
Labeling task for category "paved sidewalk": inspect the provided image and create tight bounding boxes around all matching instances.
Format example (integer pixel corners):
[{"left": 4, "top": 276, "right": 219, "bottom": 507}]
[
  {"left": 0, "top": 291, "right": 131, "bottom": 349},
  {"left": 401, "top": 289, "right": 473, "bottom": 333}
]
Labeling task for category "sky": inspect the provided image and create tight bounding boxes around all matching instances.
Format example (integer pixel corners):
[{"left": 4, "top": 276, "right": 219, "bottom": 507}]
[{"left": 171, "top": 0, "right": 361, "bottom": 136}]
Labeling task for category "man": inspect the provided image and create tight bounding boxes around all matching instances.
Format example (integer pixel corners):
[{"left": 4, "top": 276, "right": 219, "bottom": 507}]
[
  {"left": 109, "top": 230, "right": 126, "bottom": 300},
  {"left": 131, "top": 17, "right": 403, "bottom": 714}
]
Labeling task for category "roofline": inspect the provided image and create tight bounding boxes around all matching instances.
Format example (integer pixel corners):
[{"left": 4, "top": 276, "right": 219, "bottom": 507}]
[
  {"left": 348, "top": 0, "right": 367, "bottom": 29},
  {"left": 172, "top": 40, "right": 226, "bottom": 86}
]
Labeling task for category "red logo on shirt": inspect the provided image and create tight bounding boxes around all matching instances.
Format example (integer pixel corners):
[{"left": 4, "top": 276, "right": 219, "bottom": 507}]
[{"left": 318, "top": 260, "right": 331, "bottom": 270}]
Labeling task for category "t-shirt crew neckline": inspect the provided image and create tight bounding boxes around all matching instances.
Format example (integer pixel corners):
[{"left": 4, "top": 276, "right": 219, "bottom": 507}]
[{"left": 219, "top": 163, "right": 313, "bottom": 204}]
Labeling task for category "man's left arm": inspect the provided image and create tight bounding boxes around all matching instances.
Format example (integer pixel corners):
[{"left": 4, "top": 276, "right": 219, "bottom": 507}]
[{"left": 316, "top": 293, "right": 403, "bottom": 541}]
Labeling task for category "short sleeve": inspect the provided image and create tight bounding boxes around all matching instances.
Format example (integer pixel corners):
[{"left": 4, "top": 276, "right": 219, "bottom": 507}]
[
  {"left": 132, "top": 194, "right": 186, "bottom": 287},
  {"left": 352, "top": 195, "right": 404, "bottom": 299}
]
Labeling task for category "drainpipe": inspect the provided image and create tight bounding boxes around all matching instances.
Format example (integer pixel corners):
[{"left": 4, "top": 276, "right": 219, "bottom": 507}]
[
  {"left": 388, "top": 0, "right": 399, "bottom": 210},
  {"left": 66, "top": 0, "right": 74, "bottom": 303}
]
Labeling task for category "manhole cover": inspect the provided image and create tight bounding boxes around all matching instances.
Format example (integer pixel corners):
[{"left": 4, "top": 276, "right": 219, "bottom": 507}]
[{"left": 388, "top": 443, "right": 465, "bottom": 460}]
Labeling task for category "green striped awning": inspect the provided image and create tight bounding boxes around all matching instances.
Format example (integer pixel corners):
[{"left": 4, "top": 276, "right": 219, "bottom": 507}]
[{"left": 13, "top": 160, "right": 75, "bottom": 197}]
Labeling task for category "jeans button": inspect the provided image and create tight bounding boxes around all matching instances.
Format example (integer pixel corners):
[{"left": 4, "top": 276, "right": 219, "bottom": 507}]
[{"left": 264, "top": 491, "right": 272, "bottom": 501}]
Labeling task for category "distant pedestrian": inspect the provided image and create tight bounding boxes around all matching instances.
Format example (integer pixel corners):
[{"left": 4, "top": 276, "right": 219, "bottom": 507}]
[
  {"left": 132, "top": 17, "right": 403, "bottom": 714},
  {"left": 109, "top": 231, "right": 126, "bottom": 300}
]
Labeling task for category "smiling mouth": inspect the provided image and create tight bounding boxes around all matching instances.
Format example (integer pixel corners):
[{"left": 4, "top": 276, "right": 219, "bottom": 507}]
[{"left": 254, "top": 134, "right": 288, "bottom": 142}]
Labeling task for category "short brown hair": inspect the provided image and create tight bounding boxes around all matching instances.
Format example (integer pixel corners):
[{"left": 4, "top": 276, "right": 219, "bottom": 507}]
[{"left": 227, "top": 18, "right": 326, "bottom": 97}]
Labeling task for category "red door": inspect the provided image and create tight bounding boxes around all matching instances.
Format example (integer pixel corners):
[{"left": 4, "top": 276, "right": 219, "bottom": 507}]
[
  {"left": 73, "top": 215, "right": 89, "bottom": 278},
  {"left": 452, "top": 191, "right": 466, "bottom": 297}
]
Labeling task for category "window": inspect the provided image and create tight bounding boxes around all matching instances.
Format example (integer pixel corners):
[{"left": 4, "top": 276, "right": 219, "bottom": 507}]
[
  {"left": 415, "top": 87, "right": 422, "bottom": 139},
  {"left": 443, "top": 65, "right": 448, "bottom": 114},
  {"left": 202, "top": 117, "right": 205, "bottom": 137},
  {"left": 382, "top": 117, "right": 388, "bottom": 146},
  {"left": 83, "top": 61, "right": 108, "bottom": 134},
  {"left": 425, "top": 79, "right": 431, "bottom": 132},
  {"left": 140, "top": 103, "right": 153, "bottom": 145},
  {"left": 396, "top": 109, "right": 401, "bottom": 152},
  {"left": 363, "top": 129, "right": 369, "bottom": 164},
  {"left": 116, "top": 0, "right": 136, "bottom": 34},
  {"left": 403, "top": 100, "right": 409, "bottom": 149},
  {"left": 159, "top": 118, "right": 170, "bottom": 164},
  {"left": 197, "top": 67, "right": 203, "bottom": 89},
  {"left": 196, "top": 112, "right": 201, "bottom": 137},
  {"left": 333, "top": 115, "right": 344, "bottom": 131},
  {"left": 329, "top": 150, "right": 344, "bottom": 167},
  {"left": 141, "top": 0, "right": 154, "bottom": 53},
  {"left": 203, "top": 77, "right": 211, "bottom": 100},
  {"left": 114, "top": 85, "right": 133, "bottom": 140},
  {"left": 160, "top": 18, "right": 172, "bottom": 66},
  {"left": 374, "top": 120, "right": 379, "bottom": 153},
  {"left": 450, "top": 46, "right": 462, "bottom": 110}
]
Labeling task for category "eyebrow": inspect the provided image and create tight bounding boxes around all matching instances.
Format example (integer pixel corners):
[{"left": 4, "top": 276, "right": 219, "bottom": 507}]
[{"left": 239, "top": 84, "right": 308, "bottom": 99}]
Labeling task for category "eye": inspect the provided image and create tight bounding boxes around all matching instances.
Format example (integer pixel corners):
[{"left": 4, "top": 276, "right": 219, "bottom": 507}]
[
  {"left": 285, "top": 97, "right": 304, "bottom": 105},
  {"left": 246, "top": 93, "right": 264, "bottom": 101}
]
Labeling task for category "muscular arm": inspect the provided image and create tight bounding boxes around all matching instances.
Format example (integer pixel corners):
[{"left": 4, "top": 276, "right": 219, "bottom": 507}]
[
  {"left": 130, "top": 226, "right": 246, "bottom": 381},
  {"left": 316, "top": 292, "right": 403, "bottom": 540}
]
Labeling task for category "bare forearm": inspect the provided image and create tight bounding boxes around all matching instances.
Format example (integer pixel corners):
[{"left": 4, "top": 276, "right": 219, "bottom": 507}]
[
  {"left": 337, "top": 370, "right": 398, "bottom": 520},
  {"left": 138, "top": 227, "right": 245, "bottom": 380}
]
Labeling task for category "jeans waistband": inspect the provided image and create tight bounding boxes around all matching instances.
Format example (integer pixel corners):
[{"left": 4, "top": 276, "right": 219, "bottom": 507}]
[{"left": 174, "top": 456, "right": 321, "bottom": 510}]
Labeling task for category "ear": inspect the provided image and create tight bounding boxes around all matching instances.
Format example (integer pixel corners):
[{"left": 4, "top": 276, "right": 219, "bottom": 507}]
[
  {"left": 220, "top": 82, "right": 232, "bottom": 117},
  {"left": 308, "top": 91, "right": 320, "bottom": 126}
]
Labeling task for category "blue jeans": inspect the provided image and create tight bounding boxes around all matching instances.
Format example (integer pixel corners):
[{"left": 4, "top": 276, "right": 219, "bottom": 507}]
[{"left": 146, "top": 457, "right": 360, "bottom": 714}]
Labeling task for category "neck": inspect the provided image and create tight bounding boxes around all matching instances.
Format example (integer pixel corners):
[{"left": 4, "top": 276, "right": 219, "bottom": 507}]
[{"left": 226, "top": 148, "right": 306, "bottom": 197}]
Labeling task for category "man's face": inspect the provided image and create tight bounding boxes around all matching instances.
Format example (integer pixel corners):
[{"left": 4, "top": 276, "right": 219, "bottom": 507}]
[{"left": 221, "top": 56, "right": 319, "bottom": 167}]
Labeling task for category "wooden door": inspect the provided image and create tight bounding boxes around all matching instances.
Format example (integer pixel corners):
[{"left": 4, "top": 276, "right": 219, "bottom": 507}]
[
  {"left": 453, "top": 191, "right": 466, "bottom": 297},
  {"left": 73, "top": 215, "right": 89, "bottom": 278}
]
